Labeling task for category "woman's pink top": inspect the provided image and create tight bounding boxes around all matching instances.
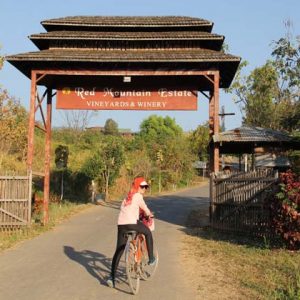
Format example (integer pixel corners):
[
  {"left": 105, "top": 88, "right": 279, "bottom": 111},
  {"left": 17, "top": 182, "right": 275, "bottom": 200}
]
[{"left": 118, "top": 192, "right": 151, "bottom": 225}]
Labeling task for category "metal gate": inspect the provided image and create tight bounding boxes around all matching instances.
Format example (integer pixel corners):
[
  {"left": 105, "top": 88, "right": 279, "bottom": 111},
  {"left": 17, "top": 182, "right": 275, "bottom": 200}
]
[{"left": 0, "top": 172, "right": 32, "bottom": 229}]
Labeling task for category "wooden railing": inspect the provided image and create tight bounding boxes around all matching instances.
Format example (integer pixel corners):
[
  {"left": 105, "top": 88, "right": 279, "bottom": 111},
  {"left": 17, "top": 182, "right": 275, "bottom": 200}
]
[
  {"left": 210, "top": 169, "right": 278, "bottom": 235},
  {"left": 0, "top": 172, "right": 32, "bottom": 230}
]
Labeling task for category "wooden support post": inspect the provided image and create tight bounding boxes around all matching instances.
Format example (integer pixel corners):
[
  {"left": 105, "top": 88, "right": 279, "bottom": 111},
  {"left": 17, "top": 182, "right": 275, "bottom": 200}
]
[
  {"left": 27, "top": 170, "right": 32, "bottom": 226},
  {"left": 43, "top": 88, "right": 52, "bottom": 225},
  {"left": 209, "top": 90, "right": 214, "bottom": 173},
  {"left": 213, "top": 72, "right": 220, "bottom": 173},
  {"left": 27, "top": 71, "right": 37, "bottom": 170},
  {"left": 208, "top": 72, "right": 220, "bottom": 174}
]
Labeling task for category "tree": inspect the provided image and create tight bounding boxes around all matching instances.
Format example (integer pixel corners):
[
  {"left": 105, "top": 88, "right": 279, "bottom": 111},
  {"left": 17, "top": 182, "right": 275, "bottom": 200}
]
[
  {"left": 138, "top": 115, "right": 195, "bottom": 190},
  {"left": 228, "top": 22, "right": 300, "bottom": 132},
  {"left": 62, "top": 110, "right": 97, "bottom": 131},
  {"left": 55, "top": 145, "right": 69, "bottom": 201},
  {"left": 139, "top": 115, "right": 183, "bottom": 166},
  {"left": 189, "top": 122, "right": 210, "bottom": 161},
  {"left": 139, "top": 115, "right": 183, "bottom": 144},
  {"left": 244, "top": 62, "right": 279, "bottom": 128},
  {"left": 271, "top": 21, "right": 300, "bottom": 132},
  {"left": 0, "top": 88, "right": 28, "bottom": 168},
  {"left": 81, "top": 136, "right": 124, "bottom": 200},
  {"left": 104, "top": 118, "right": 119, "bottom": 135}
]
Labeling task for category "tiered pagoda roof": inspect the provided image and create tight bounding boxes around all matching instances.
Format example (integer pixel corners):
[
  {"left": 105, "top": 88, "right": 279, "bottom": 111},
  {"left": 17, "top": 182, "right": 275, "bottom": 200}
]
[{"left": 6, "top": 16, "right": 241, "bottom": 88}]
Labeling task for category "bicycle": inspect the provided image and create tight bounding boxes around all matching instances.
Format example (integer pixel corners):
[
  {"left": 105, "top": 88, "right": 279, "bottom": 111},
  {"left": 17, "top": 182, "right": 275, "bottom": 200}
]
[{"left": 124, "top": 230, "right": 158, "bottom": 295}]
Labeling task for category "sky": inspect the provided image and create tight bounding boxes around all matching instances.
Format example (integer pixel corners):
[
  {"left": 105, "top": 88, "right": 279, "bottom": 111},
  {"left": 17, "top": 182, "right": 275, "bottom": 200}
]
[{"left": 0, "top": 0, "right": 299, "bottom": 132}]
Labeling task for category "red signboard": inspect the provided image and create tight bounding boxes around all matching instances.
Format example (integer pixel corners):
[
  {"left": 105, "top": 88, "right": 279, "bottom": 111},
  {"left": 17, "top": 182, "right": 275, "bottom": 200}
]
[{"left": 56, "top": 86, "right": 198, "bottom": 110}]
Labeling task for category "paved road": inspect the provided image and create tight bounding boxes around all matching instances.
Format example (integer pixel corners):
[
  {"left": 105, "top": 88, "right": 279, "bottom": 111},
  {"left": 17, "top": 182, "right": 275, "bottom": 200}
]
[{"left": 0, "top": 183, "right": 209, "bottom": 300}]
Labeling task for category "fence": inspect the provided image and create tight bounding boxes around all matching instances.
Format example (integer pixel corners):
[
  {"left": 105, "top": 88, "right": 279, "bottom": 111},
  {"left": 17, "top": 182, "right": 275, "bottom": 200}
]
[
  {"left": 210, "top": 169, "right": 278, "bottom": 235},
  {"left": 0, "top": 172, "right": 32, "bottom": 230}
]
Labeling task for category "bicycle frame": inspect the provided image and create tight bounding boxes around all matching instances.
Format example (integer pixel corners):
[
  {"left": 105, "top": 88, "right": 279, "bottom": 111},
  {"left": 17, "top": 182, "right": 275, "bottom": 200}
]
[{"left": 125, "top": 231, "right": 158, "bottom": 295}]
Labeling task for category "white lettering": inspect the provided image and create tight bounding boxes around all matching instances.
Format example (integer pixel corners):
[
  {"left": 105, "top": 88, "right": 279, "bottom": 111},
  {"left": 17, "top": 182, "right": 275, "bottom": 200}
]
[
  {"left": 137, "top": 101, "right": 168, "bottom": 108},
  {"left": 158, "top": 88, "right": 193, "bottom": 97},
  {"left": 75, "top": 87, "right": 97, "bottom": 99},
  {"left": 75, "top": 87, "right": 85, "bottom": 99},
  {"left": 103, "top": 88, "right": 151, "bottom": 98}
]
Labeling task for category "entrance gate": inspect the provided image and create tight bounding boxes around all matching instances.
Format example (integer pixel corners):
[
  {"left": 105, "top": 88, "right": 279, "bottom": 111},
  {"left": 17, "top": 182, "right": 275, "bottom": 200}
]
[
  {"left": 0, "top": 172, "right": 32, "bottom": 229},
  {"left": 6, "top": 16, "right": 240, "bottom": 224}
]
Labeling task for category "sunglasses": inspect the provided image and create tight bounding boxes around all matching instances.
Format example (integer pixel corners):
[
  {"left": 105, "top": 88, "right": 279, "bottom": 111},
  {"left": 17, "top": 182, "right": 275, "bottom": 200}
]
[{"left": 140, "top": 185, "right": 149, "bottom": 189}]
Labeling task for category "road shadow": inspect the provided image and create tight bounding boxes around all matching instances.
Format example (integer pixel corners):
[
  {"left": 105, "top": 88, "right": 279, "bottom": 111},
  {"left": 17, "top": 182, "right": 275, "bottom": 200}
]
[
  {"left": 146, "top": 194, "right": 210, "bottom": 228},
  {"left": 181, "top": 226, "right": 280, "bottom": 249},
  {"left": 63, "top": 246, "right": 133, "bottom": 294}
]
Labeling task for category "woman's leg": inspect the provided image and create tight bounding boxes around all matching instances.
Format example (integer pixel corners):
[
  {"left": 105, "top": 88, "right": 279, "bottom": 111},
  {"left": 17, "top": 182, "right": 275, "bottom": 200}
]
[
  {"left": 110, "top": 225, "right": 127, "bottom": 280},
  {"left": 134, "top": 221, "right": 154, "bottom": 261}
]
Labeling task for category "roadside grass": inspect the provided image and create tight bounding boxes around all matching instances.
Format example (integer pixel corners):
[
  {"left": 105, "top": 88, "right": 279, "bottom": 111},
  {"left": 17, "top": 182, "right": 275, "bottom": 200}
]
[
  {"left": 182, "top": 225, "right": 300, "bottom": 300},
  {"left": 0, "top": 201, "right": 92, "bottom": 252}
]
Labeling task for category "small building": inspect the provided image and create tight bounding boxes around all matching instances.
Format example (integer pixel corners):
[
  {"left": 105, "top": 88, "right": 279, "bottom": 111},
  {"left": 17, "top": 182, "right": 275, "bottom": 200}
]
[{"left": 212, "top": 126, "right": 300, "bottom": 171}]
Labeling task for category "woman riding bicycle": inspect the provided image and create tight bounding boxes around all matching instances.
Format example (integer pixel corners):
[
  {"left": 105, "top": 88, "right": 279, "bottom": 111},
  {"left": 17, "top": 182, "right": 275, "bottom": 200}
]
[{"left": 107, "top": 177, "right": 156, "bottom": 288}]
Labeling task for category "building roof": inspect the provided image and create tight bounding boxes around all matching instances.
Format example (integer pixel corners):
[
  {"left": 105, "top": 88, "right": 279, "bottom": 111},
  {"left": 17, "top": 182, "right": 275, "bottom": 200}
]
[
  {"left": 212, "top": 126, "right": 300, "bottom": 154},
  {"left": 29, "top": 31, "right": 224, "bottom": 51},
  {"left": 6, "top": 15, "right": 240, "bottom": 89},
  {"left": 41, "top": 16, "right": 213, "bottom": 31},
  {"left": 213, "top": 126, "right": 295, "bottom": 143},
  {"left": 8, "top": 48, "right": 238, "bottom": 63}
]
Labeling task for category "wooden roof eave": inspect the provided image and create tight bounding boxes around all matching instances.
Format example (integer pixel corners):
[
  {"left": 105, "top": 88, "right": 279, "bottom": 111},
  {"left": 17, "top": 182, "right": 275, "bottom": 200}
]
[
  {"left": 6, "top": 57, "right": 240, "bottom": 89},
  {"left": 41, "top": 16, "right": 214, "bottom": 32},
  {"left": 6, "top": 48, "right": 240, "bottom": 61},
  {"left": 29, "top": 32, "right": 225, "bottom": 51},
  {"left": 29, "top": 31, "right": 224, "bottom": 40}
]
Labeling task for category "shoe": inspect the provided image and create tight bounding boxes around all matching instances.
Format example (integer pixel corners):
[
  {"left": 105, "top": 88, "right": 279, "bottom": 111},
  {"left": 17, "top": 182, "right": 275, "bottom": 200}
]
[
  {"left": 148, "top": 257, "right": 156, "bottom": 266},
  {"left": 106, "top": 276, "right": 115, "bottom": 288}
]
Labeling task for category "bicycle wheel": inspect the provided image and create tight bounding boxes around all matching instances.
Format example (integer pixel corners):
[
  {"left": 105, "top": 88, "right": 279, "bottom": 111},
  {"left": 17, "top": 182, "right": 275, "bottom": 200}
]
[
  {"left": 140, "top": 238, "right": 159, "bottom": 281},
  {"left": 125, "top": 240, "right": 140, "bottom": 295}
]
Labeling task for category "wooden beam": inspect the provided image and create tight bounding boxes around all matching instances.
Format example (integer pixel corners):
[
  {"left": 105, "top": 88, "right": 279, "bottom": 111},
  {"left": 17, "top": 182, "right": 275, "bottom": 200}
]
[
  {"left": 34, "top": 123, "right": 46, "bottom": 133},
  {"left": 43, "top": 88, "right": 52, "bottom": 225},
  {"left": 34, "top": 69, "right": 219, "bottom": 77},
  {"left": 213, "top": 72, "right": 220, "bottom": 173},
  {"left": 27, "top": 71, "right": 37, "bottom": 171}
]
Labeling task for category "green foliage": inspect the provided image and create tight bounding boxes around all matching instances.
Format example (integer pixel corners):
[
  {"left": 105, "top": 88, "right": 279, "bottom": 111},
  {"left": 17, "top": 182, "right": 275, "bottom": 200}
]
[
  {"left": 50, "top": 169, "right": 90, "bottom": 202},
  {"left": 104, "top": 118, "right": 119, "bottom": 135},
  {"left": 55, "top": 145, "right": 69, "bottom": 169},
  {"left": 228, "top": 26, "right": 300, "bottom": 132},
  {"left": 244, "top": 62, "right": 279, "bottom": 128},
  {"left": 81, "top": 149, "right": 105, "bottom": 179},
  {"left": 125, "top": 148, "right": 152, "bottom": 179},
  {"left": 139, "top": 115, "right": 183, "bottom": 143},
  {"left": 139, "top": 115, "right": 184, "bottom": 165},
  {"left": 271, "top": 32, "right": 300, "bottom": 96},
  {"left": 135, "top": 115, "right": 197, "bottom": 191},
  {"left": 188, "top": 122, "right": 210, "bottom": 161},
  {"left": 81, "top": 135, "right": 124, "bottom": 199},
  {"left": 0, "top": 88, "right": 28, "bottom": 169}
]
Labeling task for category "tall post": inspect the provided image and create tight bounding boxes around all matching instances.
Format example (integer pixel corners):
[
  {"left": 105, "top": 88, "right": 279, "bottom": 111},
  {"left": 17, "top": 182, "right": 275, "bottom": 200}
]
[
  {"left": 209, "top": 90, "right": 214, "bottom": 173},
  {"left": 213, "top": 72, "right": 220, "bottom": 173},
  {"left": 208, "top": 72, "right": 220, "bottom": 173},
  {"left": 43, "top": 88, "right": 52, "bottom": 225},
  {"left": 27, "top": 71, "right": 37, "bottom": 170}
]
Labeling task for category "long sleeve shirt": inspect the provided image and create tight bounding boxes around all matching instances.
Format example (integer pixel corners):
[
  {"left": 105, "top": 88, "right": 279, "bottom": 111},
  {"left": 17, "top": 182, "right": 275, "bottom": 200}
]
[{"left": 117, "top": 192, "right": 151, "bottom": 225}]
